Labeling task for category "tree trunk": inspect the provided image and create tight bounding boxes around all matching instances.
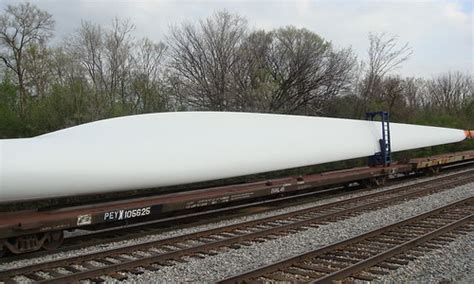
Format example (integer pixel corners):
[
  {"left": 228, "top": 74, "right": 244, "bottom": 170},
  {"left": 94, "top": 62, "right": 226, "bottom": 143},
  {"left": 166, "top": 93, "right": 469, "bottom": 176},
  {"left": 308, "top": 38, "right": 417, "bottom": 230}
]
[{"left": 17, "top": 70, "right": 27, "bottom": 117}]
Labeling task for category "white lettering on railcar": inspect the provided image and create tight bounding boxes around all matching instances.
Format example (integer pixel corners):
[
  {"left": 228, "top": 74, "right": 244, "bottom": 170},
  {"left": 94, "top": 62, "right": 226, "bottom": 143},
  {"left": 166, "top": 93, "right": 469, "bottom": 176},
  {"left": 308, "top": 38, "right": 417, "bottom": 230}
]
[
  {"left": 185, "top": 196, "right": 231, "bottom": 208},
  {"left": 77, "top": 214, "right": 92, "bottom": 226},
  {"left": 103, "top": 207, "right": 151, "bottom": 221},
  {"left": 270, "top": 186, "right": 285, "bottom": 194}
]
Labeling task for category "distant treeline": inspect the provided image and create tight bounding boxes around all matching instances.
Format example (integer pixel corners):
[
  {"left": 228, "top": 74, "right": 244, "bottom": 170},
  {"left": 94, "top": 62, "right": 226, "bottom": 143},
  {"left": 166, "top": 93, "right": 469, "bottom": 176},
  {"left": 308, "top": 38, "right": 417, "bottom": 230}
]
[{"left": 0, "top": 3, "right": 473, "bottom": 157}]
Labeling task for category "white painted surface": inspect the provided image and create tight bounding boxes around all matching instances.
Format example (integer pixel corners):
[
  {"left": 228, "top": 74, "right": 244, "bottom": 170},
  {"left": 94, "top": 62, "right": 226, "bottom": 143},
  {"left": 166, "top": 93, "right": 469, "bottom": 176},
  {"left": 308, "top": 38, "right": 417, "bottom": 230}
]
[{"left": 0, "top": 112, "right": 467, "bottom": 202}]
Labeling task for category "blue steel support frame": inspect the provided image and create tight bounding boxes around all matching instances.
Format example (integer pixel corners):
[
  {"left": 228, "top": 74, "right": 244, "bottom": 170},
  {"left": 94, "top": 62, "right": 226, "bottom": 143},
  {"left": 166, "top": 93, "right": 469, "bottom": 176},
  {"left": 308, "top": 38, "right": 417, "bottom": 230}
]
[{"left": 365, "top": 111, "right": 392, "bottom": 167}]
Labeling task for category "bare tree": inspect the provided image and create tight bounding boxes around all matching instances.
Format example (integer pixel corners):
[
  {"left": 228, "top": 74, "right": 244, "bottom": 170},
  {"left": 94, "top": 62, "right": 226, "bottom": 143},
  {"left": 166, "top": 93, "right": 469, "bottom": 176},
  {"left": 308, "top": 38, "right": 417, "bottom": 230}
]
[
  {"left": 232, "top": 30, "right": 274, "bottom": 111},
  {"left": 67, "top": 20, "right": 106, "bottom": 113},
  {"left": 44, "top": 46, "right": 98, "bottom": 126},
  {"left": 265, "top": 27, "right": 355, "bottom": 114},
  {"left": 104, "top": 18, "right": 135, "bottom": 107},
  {"left": 66, "top": 19, "right": 136, "bottom": 116},
  {"left": 168, "top": 11, "right": 247, "bottom": 110},
  {"left": 357, "top": 33, "right": 412, "bottom": 115},
  {"left": 0, "top": 2, "right": 54, "bottom": 115},
  {"left": 23, "top": 43, "right": 53, "bottom": 98},
  {"left": 403, "top": 77, "right": 427, "bottom": 110},
  {"left": 67, "top": 21, "right": 106, "bottom": 118},
  {"left": 131, "top": 38, "right": 167, "bottom": 112},
  {"left": 380, "top": 76, "right": 405, "bottom": 116},
  {"left": 367, "top": 33, "right": 412, "bottom": 79},
  {"left": 427, "top": 72, "right": 473, "bottom": 113},
  {"left": 50, "top": 47, "right": 83, "bottom": 88}
]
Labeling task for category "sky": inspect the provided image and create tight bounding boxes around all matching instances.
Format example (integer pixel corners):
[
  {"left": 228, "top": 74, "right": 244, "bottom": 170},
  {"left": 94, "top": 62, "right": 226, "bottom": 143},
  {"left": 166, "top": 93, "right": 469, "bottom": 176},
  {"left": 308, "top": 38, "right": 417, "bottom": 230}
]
[{"left": 0, "top": 0, "right": 472, "bottom": 78}]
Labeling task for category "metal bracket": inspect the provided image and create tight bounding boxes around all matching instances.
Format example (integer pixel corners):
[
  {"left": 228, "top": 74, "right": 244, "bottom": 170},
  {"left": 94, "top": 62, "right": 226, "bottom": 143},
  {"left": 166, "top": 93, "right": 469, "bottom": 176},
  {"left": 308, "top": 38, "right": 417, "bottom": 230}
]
[{"left": 366, "top": 111, "right": 392, "bottom": 167}]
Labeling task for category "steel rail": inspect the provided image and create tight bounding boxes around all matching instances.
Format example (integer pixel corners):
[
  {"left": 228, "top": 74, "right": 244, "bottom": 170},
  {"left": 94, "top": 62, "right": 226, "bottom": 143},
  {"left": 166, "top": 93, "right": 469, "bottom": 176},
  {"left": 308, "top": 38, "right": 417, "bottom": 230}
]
[
  {"left": 0, "top": 182, "right": 354, "bottom": 264},
  {"left": 0, "top": 166, "right": 456, "bottom": 264},
  {"left": 1, "top": 163, "right": 471, "bottom": 263},
  {"left": 218, "top": 197, "right": 473, "bottom": 283},
  {"left": 312, "top": 215, "right": 472, "bottom": 283}
]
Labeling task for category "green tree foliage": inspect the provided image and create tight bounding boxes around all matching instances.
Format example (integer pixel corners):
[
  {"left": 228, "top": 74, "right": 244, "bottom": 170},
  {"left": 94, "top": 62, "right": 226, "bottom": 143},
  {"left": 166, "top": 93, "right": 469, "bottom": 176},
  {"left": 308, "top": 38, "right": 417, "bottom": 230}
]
[
  {"left": 0, "top": 74, "right": 25, "bottom": 138},
  {"left": 0, "top": 2, "right": 54, "bottom": 116}
]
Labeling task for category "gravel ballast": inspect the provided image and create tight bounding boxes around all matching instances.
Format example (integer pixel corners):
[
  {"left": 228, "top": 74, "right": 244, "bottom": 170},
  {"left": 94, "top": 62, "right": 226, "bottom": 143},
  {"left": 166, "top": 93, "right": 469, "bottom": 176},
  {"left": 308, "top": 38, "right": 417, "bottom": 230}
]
[
  {"left": 376, "top": 231, "right": 473, "bottom": 283},
  {"left": 123, "top": 182, "right": 473, "bottom": 282},
  {"left": 1, "top": 170, "right": 464, "bottom": 270},
  {"left": 1, "top": 171, "right": 472, "bottom": 283}
]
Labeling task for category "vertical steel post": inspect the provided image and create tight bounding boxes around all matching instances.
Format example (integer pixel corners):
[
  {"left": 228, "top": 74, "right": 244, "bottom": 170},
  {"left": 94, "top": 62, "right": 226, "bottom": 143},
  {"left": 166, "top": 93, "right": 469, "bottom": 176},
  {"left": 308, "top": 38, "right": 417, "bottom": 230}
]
[{"left": 366, "top": 111, "right": 392, "bottom": 167}]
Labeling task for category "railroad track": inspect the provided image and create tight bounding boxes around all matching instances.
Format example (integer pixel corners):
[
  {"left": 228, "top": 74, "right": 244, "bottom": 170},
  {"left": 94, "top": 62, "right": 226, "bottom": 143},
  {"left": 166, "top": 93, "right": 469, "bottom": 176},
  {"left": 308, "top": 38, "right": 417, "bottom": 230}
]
[
  {"left": 219, "top": 196, "right": 473, "bottom": 283},
  {"left": 0, "top": 170, "right": 472, "bottom": 283},
  {"left": 0, "top": 165, "right": 441, "bottom": 264},
  {"left": 1, "top": 164, "right": 471, "bottom": 264},
  {"left": 0, "top": 180, "right": 370, "bottom": 263}
]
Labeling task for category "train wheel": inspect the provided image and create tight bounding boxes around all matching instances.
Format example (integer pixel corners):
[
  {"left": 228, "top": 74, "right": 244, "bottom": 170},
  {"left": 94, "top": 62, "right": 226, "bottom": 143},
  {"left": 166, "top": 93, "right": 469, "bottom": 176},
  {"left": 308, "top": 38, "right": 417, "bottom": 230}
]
[
  {"left": 42, "top": 231, "right": 64, "bottom": 251},
  {"left": 374, "top": 176, "right": 386, "bottom": 186},
  {"left": 431, "top": 166, "right": 440, "bottom": 175}
]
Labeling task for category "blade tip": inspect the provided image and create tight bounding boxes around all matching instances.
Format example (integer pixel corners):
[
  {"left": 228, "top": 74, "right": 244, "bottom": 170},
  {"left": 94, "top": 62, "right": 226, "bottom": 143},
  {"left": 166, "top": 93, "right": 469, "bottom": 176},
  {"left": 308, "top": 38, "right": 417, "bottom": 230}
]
[{"left": 465, "top": 130, "right": 474, "bottom": 139}]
